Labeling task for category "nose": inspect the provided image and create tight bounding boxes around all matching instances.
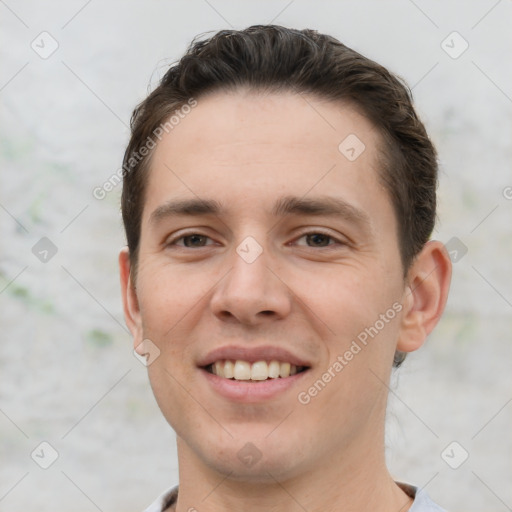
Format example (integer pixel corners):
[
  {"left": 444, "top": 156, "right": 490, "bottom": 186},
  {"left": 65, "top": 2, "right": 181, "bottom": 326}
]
[{"left": 210, "top": 238, "right": 292, "bottom": 326}]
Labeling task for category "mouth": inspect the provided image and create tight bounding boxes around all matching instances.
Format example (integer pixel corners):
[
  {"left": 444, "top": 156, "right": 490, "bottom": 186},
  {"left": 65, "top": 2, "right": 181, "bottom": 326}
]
[
  {"left": 197, "top": 345, "right": 312, "bottom": 401},
  {"left": 202, "top": 359, "right": 309, "bottom": 382}
]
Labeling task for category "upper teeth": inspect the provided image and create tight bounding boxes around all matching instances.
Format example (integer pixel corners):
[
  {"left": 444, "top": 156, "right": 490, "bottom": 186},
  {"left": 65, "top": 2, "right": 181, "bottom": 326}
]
[{"left": 212, "top": 360, "right": 301, "bottom": 380}]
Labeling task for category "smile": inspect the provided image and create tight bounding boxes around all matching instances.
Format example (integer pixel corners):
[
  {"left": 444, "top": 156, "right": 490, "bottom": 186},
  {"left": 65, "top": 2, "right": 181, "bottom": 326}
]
[{"left": 206, "top": 359, "right": 308, "bottom": 381}]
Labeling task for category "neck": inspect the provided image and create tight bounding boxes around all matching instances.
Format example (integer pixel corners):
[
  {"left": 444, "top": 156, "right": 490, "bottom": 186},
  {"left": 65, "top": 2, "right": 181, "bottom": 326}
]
[{"left": 173, "top": 432, "right": 413, "bottom": 512}]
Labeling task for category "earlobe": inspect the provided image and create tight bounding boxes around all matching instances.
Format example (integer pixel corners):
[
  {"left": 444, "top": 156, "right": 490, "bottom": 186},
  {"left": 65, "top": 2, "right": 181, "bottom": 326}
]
[
  {"left": 396, "top": 240, "right": 452, "bottom": 354},
  {"left": 119, "top": 247, "right": 143, "bottom": 346}
]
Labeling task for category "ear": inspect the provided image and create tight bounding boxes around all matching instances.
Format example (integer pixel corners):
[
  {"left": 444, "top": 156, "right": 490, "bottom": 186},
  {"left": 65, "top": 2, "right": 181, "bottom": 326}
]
[
  {"left": 119, "top": 247, "right": 143, "bottom": 348},
  {"left": 396, "top": 240, "right": 452, "bottom": 353}
]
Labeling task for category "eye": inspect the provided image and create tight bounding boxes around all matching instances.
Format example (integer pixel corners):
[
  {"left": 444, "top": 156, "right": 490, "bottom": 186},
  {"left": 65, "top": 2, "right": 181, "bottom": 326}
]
[
  {"left": 167, "top": 233, "right": 215, "bottom": 248},
  {"left": 165, "top": 230, "right": 347, "bottom": 250},
  {"left": 294, "top": 231, "right": 346, "bottom": 248}
]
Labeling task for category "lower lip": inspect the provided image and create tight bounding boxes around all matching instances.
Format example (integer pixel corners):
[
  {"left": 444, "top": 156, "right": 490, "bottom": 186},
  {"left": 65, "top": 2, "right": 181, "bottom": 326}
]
[{"left": 200, "top": 368, "right": 309, "bottom": 402}]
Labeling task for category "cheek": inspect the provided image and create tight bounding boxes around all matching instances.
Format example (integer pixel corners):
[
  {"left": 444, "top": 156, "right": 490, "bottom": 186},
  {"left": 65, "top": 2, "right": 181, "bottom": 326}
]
[
  {"left": 136, "top": 260, "right": 213, "bottom": 333},
  {"left": 294, "top": 265, "right": 396, "bottom": 330},
  {"left": 295, "top": 264, "right": 403, "bottom": 374}
]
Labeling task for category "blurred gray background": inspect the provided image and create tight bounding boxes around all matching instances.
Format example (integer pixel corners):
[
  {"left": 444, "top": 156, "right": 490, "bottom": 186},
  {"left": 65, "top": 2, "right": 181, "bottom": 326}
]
[{"left": 1, "top": 1, "right": 511, "bottom": 511}]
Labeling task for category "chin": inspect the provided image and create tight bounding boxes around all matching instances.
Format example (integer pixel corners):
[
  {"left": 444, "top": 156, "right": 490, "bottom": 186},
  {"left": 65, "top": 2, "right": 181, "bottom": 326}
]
[{"left": 196, "top": 439, "right": 311, "bottom": 484}]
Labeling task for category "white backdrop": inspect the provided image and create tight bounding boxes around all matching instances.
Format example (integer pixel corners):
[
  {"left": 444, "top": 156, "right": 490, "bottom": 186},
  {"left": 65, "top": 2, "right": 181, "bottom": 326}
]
[{"left": 1, "top": 1, "right": 511, "bottom": 511}]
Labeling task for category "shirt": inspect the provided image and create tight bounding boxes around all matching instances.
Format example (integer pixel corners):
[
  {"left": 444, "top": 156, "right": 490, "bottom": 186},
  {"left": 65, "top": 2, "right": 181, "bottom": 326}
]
[{"left": 142, "top": 482, "right": 447, "bottom": 512}]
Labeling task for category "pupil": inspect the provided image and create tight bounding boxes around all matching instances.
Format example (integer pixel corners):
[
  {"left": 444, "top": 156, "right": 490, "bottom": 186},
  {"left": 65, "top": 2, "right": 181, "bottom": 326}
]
[
  {"left": 184, "top": 235, "right": 206, "bottom": 247},
  {"left": 308, "top": 234, "right": 329, "bottom": 247}
]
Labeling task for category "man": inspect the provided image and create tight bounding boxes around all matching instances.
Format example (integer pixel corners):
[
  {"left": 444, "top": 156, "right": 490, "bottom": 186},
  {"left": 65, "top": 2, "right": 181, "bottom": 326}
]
[{"left": 119, "top": 25, "right": 452, "bottom": 512}]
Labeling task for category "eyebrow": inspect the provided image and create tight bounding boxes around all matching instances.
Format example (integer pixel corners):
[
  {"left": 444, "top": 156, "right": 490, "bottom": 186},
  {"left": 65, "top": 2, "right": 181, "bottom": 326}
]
[{"left": 149, "top": 195, "right": 372, "bottom": 232}]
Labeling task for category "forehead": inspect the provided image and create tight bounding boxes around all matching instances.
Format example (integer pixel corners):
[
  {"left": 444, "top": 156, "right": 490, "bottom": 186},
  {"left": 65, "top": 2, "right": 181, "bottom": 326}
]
[
  {"left": 142, "top": 89, "right": 395, "bottom": 234},
  {"left": 156, "top": 89, "right": 380, "bottom": 165}
]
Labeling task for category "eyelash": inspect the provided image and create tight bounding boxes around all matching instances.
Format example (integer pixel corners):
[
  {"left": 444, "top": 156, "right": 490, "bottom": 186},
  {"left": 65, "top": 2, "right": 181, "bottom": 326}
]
[{"left": 165, "top": 230, "right": 347, "bottom": 250}]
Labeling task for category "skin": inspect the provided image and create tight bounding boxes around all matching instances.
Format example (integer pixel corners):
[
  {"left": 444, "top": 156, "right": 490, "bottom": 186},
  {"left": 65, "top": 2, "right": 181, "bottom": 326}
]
[{"left": 120, "top": 89, "right": 452, "bottom": 512}]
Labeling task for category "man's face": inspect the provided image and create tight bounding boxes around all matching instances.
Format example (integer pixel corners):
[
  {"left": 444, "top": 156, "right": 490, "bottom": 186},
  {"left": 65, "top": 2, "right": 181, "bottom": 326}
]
[{"left": 126, "top": 90, "right": 410, "bottom": 480}]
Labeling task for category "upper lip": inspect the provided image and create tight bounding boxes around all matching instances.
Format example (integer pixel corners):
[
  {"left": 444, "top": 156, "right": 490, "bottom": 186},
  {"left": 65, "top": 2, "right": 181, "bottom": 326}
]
[{"left": 197, "top": 345, "right": 312, "bottom": 368}]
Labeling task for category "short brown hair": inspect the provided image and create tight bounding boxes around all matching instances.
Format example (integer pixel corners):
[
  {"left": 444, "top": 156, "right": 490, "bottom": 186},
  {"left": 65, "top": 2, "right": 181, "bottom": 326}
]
[{"left": 121, "top": 25, "right": 439, "bottom": 367}]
